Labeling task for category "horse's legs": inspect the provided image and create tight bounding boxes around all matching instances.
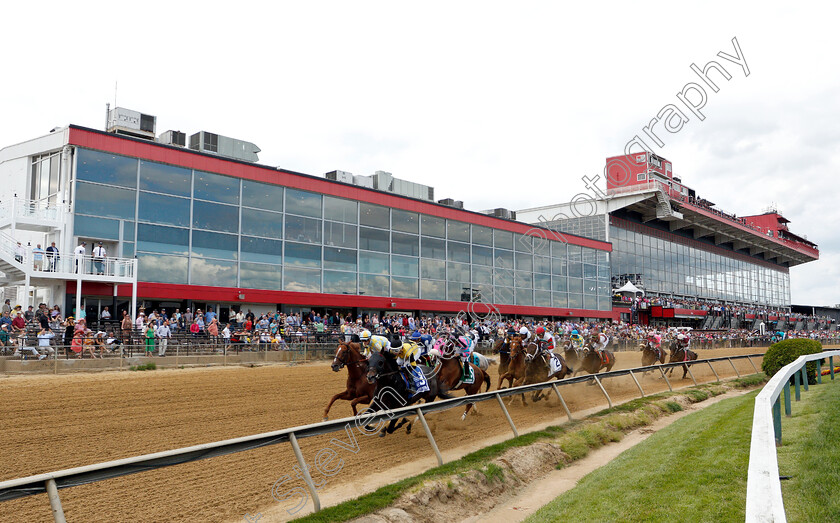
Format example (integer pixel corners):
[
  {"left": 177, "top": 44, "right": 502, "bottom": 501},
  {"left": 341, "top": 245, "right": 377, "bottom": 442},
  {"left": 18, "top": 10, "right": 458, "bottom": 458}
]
[
  {"left": 349, "top": 395, "right": 372, "bottom": 416},
  {"left": 323, "top": 390, "right": 354, "bottom": 421}
]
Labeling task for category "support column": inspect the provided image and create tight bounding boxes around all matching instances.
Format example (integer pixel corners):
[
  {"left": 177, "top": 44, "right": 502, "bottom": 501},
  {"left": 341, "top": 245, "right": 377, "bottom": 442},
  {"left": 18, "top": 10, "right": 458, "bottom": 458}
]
[
  {"left": 24, "top": 273, "right": 31, "bottom": 310},
  {"left": 75, "top": 278, "right": 82, "bottom": 320},
  {"left": 45, "top": 478, "right": 66, "bottom": 523},
  {"left": 130, "top": 279, "right": 137, "bottom": 323}
]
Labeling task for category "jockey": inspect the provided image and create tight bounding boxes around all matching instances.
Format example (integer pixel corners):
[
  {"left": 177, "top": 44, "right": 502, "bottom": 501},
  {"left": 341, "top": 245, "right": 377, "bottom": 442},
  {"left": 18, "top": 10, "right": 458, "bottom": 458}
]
[
  {"left": 518, "top": 326, "right": 531, "bottom": 343},
  {"left": 570, "top": 329, "right": 584, "bottom": 350},
  {"left": 590, "top": 329, "right": 610, "bottom": 356},
  {"left": 676, "top": 333, "right": 690, "bottom": 351},
  {"left": 455, "top": 334, "right": 474, "bottom": 379},
  {"left": 359, "top": 329, "right": 389, "bottom": 358},
  {"left": 534, "top": 326, "right": 555, "bottom": 356},
  {"left": 388, "top": 338, "right": 429, "bottom": 396}
]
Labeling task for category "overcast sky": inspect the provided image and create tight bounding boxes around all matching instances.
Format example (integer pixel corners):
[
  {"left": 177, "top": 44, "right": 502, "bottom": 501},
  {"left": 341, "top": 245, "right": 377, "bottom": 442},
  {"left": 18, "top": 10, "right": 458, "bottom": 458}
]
[{"left": 1, "top": 2, "right": 836, "bottom": 306}]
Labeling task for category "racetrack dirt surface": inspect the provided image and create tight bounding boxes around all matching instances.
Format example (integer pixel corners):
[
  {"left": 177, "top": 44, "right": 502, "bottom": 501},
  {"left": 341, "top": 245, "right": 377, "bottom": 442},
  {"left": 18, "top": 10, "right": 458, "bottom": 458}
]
[{"left": 0, "top": 346, "right": 770, "bottom": 522}]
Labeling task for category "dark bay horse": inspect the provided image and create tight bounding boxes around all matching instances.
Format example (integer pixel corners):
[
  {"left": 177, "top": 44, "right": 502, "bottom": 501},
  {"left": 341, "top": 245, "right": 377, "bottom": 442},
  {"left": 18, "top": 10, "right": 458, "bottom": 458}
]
[
  {"left": 578, "top": 343, "right": 616, "bottom": 376},
  {"left": 667, "top": 342, "right": 698, "bottom": 379},
  {"left": 523, "top": 342, "right": 573, "bottom": 402},
  {"left": 365, "top": 351, "right": 451, "bottom": 437},
  {"left": 323, "top": 340, "right": 376, "bottom": 421},
  {"left": 492, "top": 337, "right": 511, "bottom": 378},
  {"left": 640, "top": 341, "right": 666, "bottom": 373},
  {"left": 562, "top": 340, "right": 584, "bottom": 377},
  {"left": 431, "top": 339, "right": 492, "bottom": 420}
]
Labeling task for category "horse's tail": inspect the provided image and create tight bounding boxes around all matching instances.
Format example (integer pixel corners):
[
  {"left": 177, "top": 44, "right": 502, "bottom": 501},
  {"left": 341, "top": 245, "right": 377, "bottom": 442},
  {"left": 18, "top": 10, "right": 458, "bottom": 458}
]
[
  {"left": 487, "top": 357, "right": 498, "bottom": 366},
  {"left": 483, "top": 370, "right": 492, "bottom": 392}
]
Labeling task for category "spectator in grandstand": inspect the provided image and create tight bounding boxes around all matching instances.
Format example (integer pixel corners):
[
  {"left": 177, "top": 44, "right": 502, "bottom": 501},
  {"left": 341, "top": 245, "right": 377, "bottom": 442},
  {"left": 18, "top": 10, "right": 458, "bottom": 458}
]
[
  {"left": 120, "top": 311, "right": 132, "bottom": 344},
  {"left": 144, "top": 324, "right": 155, "bottom": 356},
  {"left": 156, "top": 320, "right": 171, "bottom": 356},
  {"left": 135, "top": 312, "right": 146, "bottom": 331},
  {"left": 12, "top": 311, "right": 26, "bottom": 337},
  {"left": 222, "top": 323, "right": 231, "bottom": 347},
  {"left": 207, "top": 318, "right": 220, "bottom": 343}
]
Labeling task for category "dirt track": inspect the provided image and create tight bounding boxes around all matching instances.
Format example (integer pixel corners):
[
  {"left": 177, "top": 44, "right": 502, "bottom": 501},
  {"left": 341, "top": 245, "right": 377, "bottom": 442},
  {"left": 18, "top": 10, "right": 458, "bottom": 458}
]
[{"left": 0, "top": 347, "right": 770, "bottom": 522}]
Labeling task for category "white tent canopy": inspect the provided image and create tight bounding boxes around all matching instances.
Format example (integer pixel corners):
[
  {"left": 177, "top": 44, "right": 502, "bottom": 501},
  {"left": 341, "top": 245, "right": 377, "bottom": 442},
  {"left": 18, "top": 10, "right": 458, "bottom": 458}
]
[{"left": 615, "top": 281, "right": 645, "bottom": 296}]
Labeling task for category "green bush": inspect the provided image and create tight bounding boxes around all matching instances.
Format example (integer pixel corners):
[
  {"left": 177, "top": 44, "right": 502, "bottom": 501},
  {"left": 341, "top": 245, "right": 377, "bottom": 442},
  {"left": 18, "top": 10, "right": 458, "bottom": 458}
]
[{"left": 762, "top": 339, "right": 822, "bottom": 384}]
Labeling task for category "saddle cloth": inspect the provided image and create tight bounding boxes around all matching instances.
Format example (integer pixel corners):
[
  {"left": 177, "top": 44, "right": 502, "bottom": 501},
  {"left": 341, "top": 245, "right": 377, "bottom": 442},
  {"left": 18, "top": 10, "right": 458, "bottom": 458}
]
[
  {"left": 548, "top": 353, "right": 563, "bottom": 376},
  {"left": 461, "top": 362, "right": 475, "bottom": 384},
  {"left": 401, "top": 367, "right": 430, "bottom": 396}
]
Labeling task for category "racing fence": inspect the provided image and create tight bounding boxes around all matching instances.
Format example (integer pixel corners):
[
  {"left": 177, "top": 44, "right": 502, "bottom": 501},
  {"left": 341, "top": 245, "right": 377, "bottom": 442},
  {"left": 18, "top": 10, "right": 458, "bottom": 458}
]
[
  {"left": 0, "top": 352, "right": 765, "bottom": 522},
  {"left": 746, "top": 350, "right": 840, "bottom": 522}
]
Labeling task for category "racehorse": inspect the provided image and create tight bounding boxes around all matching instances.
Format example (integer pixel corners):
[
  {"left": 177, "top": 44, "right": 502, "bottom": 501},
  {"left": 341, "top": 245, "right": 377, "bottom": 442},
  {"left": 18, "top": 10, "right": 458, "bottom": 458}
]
[
  {"left": 640, "top": 340, "right": 666, "bottom": 373},
  {"left": 562, "top": 340, "right": 584, "bottom": 377},
  {"left": 498, "top": 336, "right": 526, "bottom": 391},
  {"left": 365, "top": 351, "right": 451, "bottom": 437},
  {"left": 322, "top": 340, "right": 376, "bottom": 421},
  {"left": 430, "top": 337, "right": 493, "bottom": 420},
  {"left": 578, "top": 341, "right": 615, "bottom": 376},
  {"left": 667, "top": 342, "right": 698, "bottom": 379},
  {"left": 492, "top": 337, "right": 511, "bottom": 377},
  {"left": 523, "top": 341, "right": 573, "bottom": 402}
]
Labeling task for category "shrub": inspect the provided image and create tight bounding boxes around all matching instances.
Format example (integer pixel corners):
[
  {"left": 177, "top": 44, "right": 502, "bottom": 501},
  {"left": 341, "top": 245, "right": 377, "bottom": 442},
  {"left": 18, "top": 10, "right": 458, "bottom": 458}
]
[{"left": 762, "top": 339, "right": 822, "bottom": 384}]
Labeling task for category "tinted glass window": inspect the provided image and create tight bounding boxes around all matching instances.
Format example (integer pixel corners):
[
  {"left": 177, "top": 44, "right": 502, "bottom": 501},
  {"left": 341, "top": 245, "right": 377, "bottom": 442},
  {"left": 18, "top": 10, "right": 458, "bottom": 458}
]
[
  {"left": 285, "top": 215, "right": 321, "bottom": 244},
  {"left": 515, "top": 271, "right": 532, "bottom": 288},
  {"left": 391, "top": 209, "right": 419, "bottom": 234},
  {"left": 75, "top": 182, "right": 136, "bottom": 220},
  {"left": 193, "top": 201, "right": 239, "bottom": 233},
  {"left": 284, "top": 267, "right": 321, "bottom": 292},
  {"left": 194, "top": 171, "right": 239, "bottom": 204},
  {"left": 286, "top": 189, "right": 322, "bottom": 218},
  {"left": 137, "top": 224, "right": 189, "bottom": 255},
  {"left": 191, "top": 258, "right": 237, "bottom": 287},
  {"left": 74, "top": 215, "right": 120, "bottom": 240},
  {"left": 391, "top": 255, "right": 418, "bottom": 278},
  {"left": 139, "top": 161, "right": 191, "bottom": 196},
  {"left": 447, "top": 242, "right": 470, "bottom": 263},
  {"left": 359, "top": 274, "right": 389, "bottom": 297},
  {"left": 324, "top": 247, "right": 357, "bottom": 272},
  {"left": 535, "top": 256, "right": 551, "bottom": 274},
  {"left": 472, "top": 225, "right": 492, "bottom": 246},
  {"left": 472, "top": 265, "right": 493, "bottom": 285},
  {"left": 421, "top": 259, "right": 445, "bottom": 280},
  {"left": 359, "top": 227, "right": 389, "bottom": 252},
  {"left": 359, "top": 203, "right": 389, "bottom": 228},
  {"left": 447, "top": 221, "right": 470, "bottom": 242},
  {"left": 137, "top": 253, "right": 187, "bottom": 284},
  {"left": 494, "top": 249, "right": 513, "bottom": 269},
  {"left": 447, "top": 262, "right": 470, "bottom": 282},
  {"left": 77, "top": 149, "right": 137, "bottom": 188},
  {"left": 421, "top": 237, "right": 446, "bottom": 260},
  {"left": 191, "top": 230, "right": 237, "bottom": 260},
  {"left": 240, "top": 262, "right": 283, "bottom": 289},
  {"left": 284, "top": 242, "right": 321, "bottom": 268},
  {"left": 359, "top": 251, "right": 389, "bottom": 275},
  {"left": 515, "top": 235, "right": 533, "bottom": 253},
  {"left": 241, "top": 236, "right": 283, "bottom": 264},
  {"left": 324, "top": 222, "right": 357, "bottom": 248},
  {"left": 138, "top": 192, "right": 190, "bottom": 227},
  {"left": 515, "top": 253, "right": 533, "bottom": 272},
  {"left": 391, "top": 232, "right": 419, "bottom": 256},
  {"left": 242, "top": 180, "right": 283, "bottom": 212},
  {"left": 472, "top": 245, "right": 493, "bottom": 266},
  {"left": 421, "top": 215, "right": 445, "bottom": 238},
  {"left": 494, "top": 230, "right": 513, "bottom": 250},
  {"left": 421, "top": 280, "right": 446, "bottom": 300},
  {"left": 391, "top": 277, "right": 418, "bottom": 298},
  {"left": 324, "top": 271, "right": 357, "bottom": 294},
  {"left": 323, "top": 196, "right": 357, "bottom": 223},
  {"left": 241, "top": 208, "right": 283, "bottom": 239}
]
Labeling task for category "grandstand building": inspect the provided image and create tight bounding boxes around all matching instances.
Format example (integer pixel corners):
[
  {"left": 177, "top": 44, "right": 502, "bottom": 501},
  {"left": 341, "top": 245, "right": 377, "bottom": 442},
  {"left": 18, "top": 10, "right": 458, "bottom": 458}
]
[
  {"left": 517, "top": 153, "right": 820, "bottom": 326},
  {"left": 0, "top": 108, "right": 614, "bottom": 322}
]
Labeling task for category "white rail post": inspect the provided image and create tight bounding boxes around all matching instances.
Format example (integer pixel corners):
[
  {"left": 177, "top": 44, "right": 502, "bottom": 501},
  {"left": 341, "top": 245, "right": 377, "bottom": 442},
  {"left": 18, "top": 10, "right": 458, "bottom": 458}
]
[
  {"left": 628, "top": 370, "right": 645, "bottom": 397},
  {"left": 45, "top": 478, "right": 66, "bottom": 523},
  {"left": 685, "top": 364, "right": 698, "bottom": 386},
  {"left": 706, "top": 361, "right": 720, "bottom": 381},
  {"left": 495, "top": 393, "right": 518, "bottom": 438},
  {"left": 658, "top": 366, "right": 673, "bottom": 391},
  {"left": 727, "top": 357, "right": 741, "bottom": 378},
  {"left": 551, "top": 383, "right": 573, "bottom": 421},
  {"left": 746, "top": 356, "right": 759, "bottom": 374},
  {"left": 288, "top": 432, "right": 320, "bottom": 512},
  {"left": 593, "top": 376, "right": 612, "bottom": 408},
  {"left": 416, "top": 408, "right": 443, "bottom": 466}
]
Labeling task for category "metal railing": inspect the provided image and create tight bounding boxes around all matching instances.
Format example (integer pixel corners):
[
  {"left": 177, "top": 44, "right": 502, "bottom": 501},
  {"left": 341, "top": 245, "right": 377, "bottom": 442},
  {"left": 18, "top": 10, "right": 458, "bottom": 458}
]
[
  {"left": 0, "top": 352, "right": 764, "bottom": 521},
  {"left": 745, "top": 350, "right": 839, "bottom": 522}
]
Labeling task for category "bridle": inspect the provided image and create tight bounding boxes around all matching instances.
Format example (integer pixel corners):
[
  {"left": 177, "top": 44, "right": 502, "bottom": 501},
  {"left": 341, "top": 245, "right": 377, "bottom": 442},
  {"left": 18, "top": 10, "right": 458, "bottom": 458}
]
[{"left": 333, "top": 342, "right": 366, "bottom": 369}]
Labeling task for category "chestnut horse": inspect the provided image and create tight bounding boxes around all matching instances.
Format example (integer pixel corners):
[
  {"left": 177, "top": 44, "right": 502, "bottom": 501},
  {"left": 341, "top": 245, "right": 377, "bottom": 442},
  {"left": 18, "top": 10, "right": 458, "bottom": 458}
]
[
  {"left": 431, "top": 338, "right": 492, "bottom": 420},
  {"left": 523, "top": 342, "right": 573, "bottom": 402},
  {"left": 667, "top": 342, "right": 698, "bottom": 379},
  {"left": 498, "top": 335, "right": 526, "bottom": 391},
  {"left": 322, "top": 340, "right": 375, "bottom": 421}
]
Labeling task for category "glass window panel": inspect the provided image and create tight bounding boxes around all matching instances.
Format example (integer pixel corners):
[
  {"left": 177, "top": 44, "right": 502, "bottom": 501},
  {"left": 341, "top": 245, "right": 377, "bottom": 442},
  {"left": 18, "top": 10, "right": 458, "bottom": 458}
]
[
  {"left": 495, "top": 286, "right": 515, "bottom": 304},
  {"left": 137, "top": 224, "right": 189, "bottom": 255},
  {"left": 447, "top": 241, "right": 471, "bottom": 263},
  {"left": 139, "top": 161, "right": 191, "bottom": 196},
  {"left": 421, "top": 259, "right": 445, "bottom": 280},
  {"left": 324, "top": 221, "right": 357, "bottom": 248},
  {"left": 472, "top": 284, "right": 492, "bottom": 303},
  {"left": 359, "top": 251, "right": 389, "bottom": 275},
  {"left": 359, "top": 227, "right": 389, "bottom": 252},
  {"left": 568, "top": 293, "right": 583, "bottom": 308},
  {"left": 242, "top": 180, "right": 283, "bottom": 212},
  {"left": 534, "top": 273, "right": 551, "bottom": 291},
  {"left": 534, "top": 256, "right": 551, "bottom": 274},
  {"left": 240, "top": 208, "right": 283, "bottom": 239},
  {"left": 323, "top": 270, "right": 357, "bottom": 294},
  {"left": 286, "top": 189, "right": 322, "bottom": 218},
  {"left": 447, "top": 221, "right": 470, "bottom": 242},
  {"left": 193, "top": 200, "right": 239, "bottom": 233},
  {"left": 552, "top": 276, "right": 567, "bottom": 292},
  {"left": 391, "top": 209, "right": 419, "bottom": 234},
  {"left": 284, "top": 242, "right": 321, "bottom": 268},
  {"left": 515, "top": 271, "right": 532, "bottom": 289},
  {"left": 494, "top": 267, "right": 514, "bottom": 287},
  {"left": 472, "top": 265, "right": 493, "bottom": 285},
  {"left": 583, "top": 263, "right": 598, "bottom": 279},
  {"left": 391, "top": 232, "right": 419, "bottom": 256},
  {"left": 421, "top": 280, "right": 446, "bottom": 300},
  {"left": 239, "top": 262, "right": 283, "bottom": 289},
  {"left": 359, "top": 203, "right": 389, "bottom": 228},
  {"left": 194, "top": 171, "right": 239, "bottom": 204},
  {"left": 48, "top": 156, "right": 60, "bottom": 197},
  {"left": 191, "top": 230, "right": 237, "bottom": 260},
  {"left": 472, "top": 245, "right": 493, "bottom": 266},
  {"left": 568, "top": 277, "right": 583, "bottom": 294},
  {"left": 494, "top": 230, "right": 513, "bottom": 250},
  {"left": 74, "top": 215, "right": 120, "bottom": 240},
  {"left": 584, "top": 294, "right": 597, "bottom": 310},
  {"left": 421, "top": 237, "right": 446, "bottom": 260},
  {"left": 137, "top": 253, "right": 187, "bottom": 284},
  {"left": 190, "top": 258, "right": 237, "bottom": 287},
  {"left": 494, "top": 249, "right": 514, "bottom": 269},
  {"left": 472, "top": 225, "right": 492, "bottom": 246},
  {"left": 391, "top": 255, "right": 418, "bottom": 278},
  {"left": 77, "top": 149, "right": 137, "bottom": 188},
  {"left": 568, "top": 245, "right": 582, "bottom": 261},
  {"left": 515, "top": 235, "right": 534, "bottom": 254},
  {"left": 515, "top": 289, "right": 533, "bottom": 306},
  {"left": 122, "top": 242, "right": 134, "bottom": 258},
  {"left": 241, "top": 236, "right": 283, "bottom": 264},
  {"left": 515, "top": 253, "right": 532, "bottom": 272},
  {"left": 75, "top": 182, "right": 136, "bottom": 220},
  {"left": 448, "top": 282, "right": 474, "bottom": 302},
  {"left": 359, "top": 274, "right": 389, "bottom": 296},
  {"left": 552, "top": 292, "right": 568, "bottom": 308},
  {"left": 284, "top": 267, "right": 321, "bottom": 293},
  {"left": 323, "top": 196, "right": 357, "bottom": 223},
  {"left": 421, "top": 215, "right": 446, "bottom": 238},
  {"left": 391, "top": 277, "right": 418, "bottom": 298},
  {"left": 584, "top": 279, "right": 598, "bottom": 295},
  {"left": 535, "top": 290, "right": 552, "bottom": 307},
  {"left": 324, "top": 247, "right": 357, "bottom": 272},
  {"left": 568, "top": 260, "right": 583, "bottom": 278},
  {"left": 447, "top": 262, "right": 470, "bottom": 282},
  {"left": 285, "top": 215, "right": 322, "bottom": 244},
  {"left": 138, "top": 192, "right": 190, "bottom": 227}
]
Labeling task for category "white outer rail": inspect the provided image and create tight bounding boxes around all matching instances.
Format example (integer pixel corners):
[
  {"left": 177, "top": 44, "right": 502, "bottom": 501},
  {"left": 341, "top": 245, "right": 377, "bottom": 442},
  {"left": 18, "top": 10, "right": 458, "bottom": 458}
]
[{"left": 745, "top": 350, "right": 840, "bottom": 522}]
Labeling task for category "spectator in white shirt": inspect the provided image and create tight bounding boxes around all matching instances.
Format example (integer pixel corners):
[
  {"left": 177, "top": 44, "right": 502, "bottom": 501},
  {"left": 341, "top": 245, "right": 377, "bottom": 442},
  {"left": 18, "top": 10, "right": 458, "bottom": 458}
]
[
  {"left": 32, "top": 244, "right": 45, "bottom": 271},
  {"left": 92, "top": 242, "right": 107, "bottom": 275},
  {"left": 74, "top": 242, "right": 86, "bottom": 273},
  {"left": 156, "top": 320, "right": 171, "bottom": 356}
]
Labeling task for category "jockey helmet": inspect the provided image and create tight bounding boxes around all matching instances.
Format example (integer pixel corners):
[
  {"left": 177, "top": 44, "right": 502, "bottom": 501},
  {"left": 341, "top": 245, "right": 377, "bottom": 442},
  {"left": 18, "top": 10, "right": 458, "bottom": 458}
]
[
  {"left": 677, "top": 333, "right": 686, "bottom": 340},
  {"left": 519, "top": 327, "right": 529, "bottom": 336},
  {"left": 536, "top": 326, "right": 545, "bottom": 336},
  {"left": 359, "top": 330, "right": 371, "bottom": 342},
  {"left": 571, "top": 330, "right": 578, "bottom": 335},
  {"left": 458, "top": 336, "right": 469, "bottom": 347},
  {"left": 410, "top": 330, "right": 422, "bottom": 340}
]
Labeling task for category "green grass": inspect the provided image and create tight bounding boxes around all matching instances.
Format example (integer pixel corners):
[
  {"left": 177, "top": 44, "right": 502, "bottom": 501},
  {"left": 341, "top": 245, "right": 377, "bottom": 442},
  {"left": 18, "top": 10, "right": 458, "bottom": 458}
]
[
  {"left": 129, "top": 362, "right": 156, "bottom": 371},
  {"left": 527, "top": 391, "right": 758, "bottom": 523},
  {"left": 777, "top": 377, "right": 840, "bottom": 522}
]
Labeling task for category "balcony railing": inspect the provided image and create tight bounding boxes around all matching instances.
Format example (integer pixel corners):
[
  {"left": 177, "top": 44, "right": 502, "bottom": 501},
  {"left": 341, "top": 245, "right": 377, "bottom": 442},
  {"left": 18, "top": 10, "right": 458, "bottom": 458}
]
[{"left": 0, "top": 197, "right": 66, "bottom": 225}]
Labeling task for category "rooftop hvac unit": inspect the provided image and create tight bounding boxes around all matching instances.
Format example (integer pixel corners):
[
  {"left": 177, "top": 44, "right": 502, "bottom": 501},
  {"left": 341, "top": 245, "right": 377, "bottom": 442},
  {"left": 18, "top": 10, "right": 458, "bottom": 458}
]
[
  {"left": 106, "top": 107, "right": 156, "bottom": 140},
  {"left": 188, "top": 131, "right": 260, "bottom": 162},
  {"left": 489, "top": 208, "right": 516, "bottom": 220},
  {"left": 438, "top": 198, "right": 464, "bottom": 209},
  {"left": 325, "top": 170, "right": 355, "bottom": 184},
  {"left": 158, "top": 130, "right": 186, "bottom": 147}
]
